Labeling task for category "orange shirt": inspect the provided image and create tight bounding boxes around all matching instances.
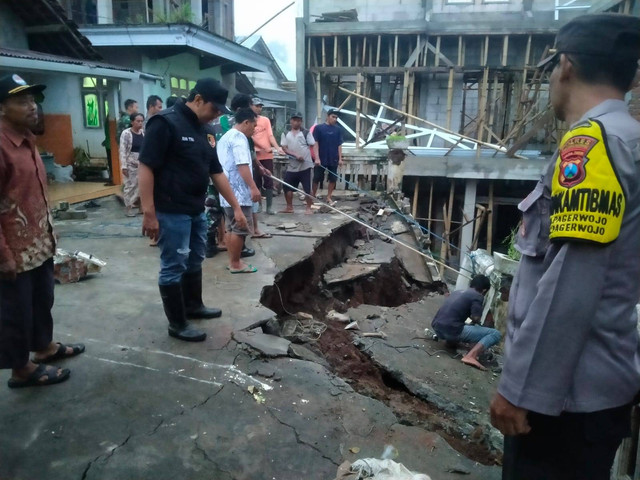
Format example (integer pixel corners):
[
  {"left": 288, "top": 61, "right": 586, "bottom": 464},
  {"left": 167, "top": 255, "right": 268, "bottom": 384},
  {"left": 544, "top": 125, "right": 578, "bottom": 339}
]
[
  {"left": 0, "top": 119, "right": 55, "bottom": 273},
  {"left": 252, "top": 115, "right": 274, "bottom": 161}
]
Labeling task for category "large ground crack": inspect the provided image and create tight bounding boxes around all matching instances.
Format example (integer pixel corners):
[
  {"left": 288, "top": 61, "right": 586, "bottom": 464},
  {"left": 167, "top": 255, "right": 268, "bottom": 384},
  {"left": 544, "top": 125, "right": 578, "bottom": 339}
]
[{"left": 260, "top": 221, "right": 499, "bottom": 465}]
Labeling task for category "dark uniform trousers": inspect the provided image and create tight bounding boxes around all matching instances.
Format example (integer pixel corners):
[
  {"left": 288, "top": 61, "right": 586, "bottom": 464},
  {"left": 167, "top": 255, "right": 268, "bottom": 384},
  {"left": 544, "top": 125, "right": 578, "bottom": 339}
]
[
  {"left": 0, "top": 258, "right": 54, "bottom": 369},
  {"left": 503, "top": 403, "right": 631, "bottom": 480}
]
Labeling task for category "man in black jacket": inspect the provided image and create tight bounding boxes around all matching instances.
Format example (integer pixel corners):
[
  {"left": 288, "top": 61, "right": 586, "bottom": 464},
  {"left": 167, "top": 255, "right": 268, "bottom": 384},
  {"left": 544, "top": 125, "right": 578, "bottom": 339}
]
[{"left": 138, "top": 78, "right": 246, "bottom": 342}]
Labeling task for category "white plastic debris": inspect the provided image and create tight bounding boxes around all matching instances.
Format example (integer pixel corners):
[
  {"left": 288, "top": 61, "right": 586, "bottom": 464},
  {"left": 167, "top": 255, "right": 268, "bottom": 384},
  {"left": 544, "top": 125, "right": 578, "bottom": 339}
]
[
  {"left": 350, "top": 459, "right": 431, "bottom": 480},
  {"left": 328, "top": 310, "right": 351, "bottom": 322},
  {"left": 344, "top": 321, "right": 359, "bottom": 331}
]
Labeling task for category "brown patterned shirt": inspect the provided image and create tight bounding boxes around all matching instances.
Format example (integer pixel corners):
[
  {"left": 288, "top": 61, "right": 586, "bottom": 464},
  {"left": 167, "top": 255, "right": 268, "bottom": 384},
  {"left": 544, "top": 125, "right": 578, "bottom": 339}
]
[{"left": 0, "top": 119, "right": 55, "bottom": 274}]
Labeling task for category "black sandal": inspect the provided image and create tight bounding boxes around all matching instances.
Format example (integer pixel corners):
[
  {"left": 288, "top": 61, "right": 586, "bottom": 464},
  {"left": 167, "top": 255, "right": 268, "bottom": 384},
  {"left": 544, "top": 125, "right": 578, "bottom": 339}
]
[
  {"left": 8, "top": 364, "right": 70, "bottom": 389},
  {"left": 32, "top": 343, "right": 85, "bottom": 364}
]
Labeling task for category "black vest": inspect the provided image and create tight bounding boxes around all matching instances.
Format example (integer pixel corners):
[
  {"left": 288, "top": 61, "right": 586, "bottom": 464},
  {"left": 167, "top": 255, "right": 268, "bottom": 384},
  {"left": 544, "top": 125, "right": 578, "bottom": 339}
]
[{"left": 148, "top": 101, "right": 219, "bottom": 215}]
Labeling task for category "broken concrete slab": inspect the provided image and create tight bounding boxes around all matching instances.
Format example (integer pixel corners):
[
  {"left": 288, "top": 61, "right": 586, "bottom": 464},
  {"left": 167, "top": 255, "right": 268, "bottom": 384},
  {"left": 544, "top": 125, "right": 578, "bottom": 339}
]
[
  {"left": 391, "top": 220, "right": 410, "bottom": 235},
  {"left": 394, "top": 232, "right": 433, "bottom": 284},
  {"left": 288, "top": 343, "right": 330, "bottom": 368},
  {"left": 233, "top": 330, "right": 291, "bottom": 357},
  {"left": 324, "top": 263, "right": 381, "bottom": 285}
]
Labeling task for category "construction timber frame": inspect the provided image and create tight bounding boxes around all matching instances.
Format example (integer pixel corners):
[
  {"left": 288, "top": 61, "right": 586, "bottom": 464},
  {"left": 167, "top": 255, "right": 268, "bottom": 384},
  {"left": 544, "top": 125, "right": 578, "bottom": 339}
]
[
  {"left": 302, "top": 0, "right": 637, "bottom": 156},
  {"left": 306, "top": 30, "right": 561, "bottom": 155}
]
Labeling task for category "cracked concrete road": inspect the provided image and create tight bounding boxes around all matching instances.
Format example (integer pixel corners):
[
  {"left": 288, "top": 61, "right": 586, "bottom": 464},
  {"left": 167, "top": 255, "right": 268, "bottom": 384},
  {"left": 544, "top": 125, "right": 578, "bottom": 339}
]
[{"left": 0, "top": 196, "right": 500, "bottom": 480}]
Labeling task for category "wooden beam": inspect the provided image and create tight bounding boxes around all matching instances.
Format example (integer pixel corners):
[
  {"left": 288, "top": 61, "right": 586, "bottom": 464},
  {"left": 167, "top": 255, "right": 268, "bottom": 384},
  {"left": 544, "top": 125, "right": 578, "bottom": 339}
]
[
  {"left": 457, "top": 35, "right": 463, "bottom": 67},
  {"left": 487, "top": 181, "right": 494, "bottom": 252},
  {"left": 506, "top": 108, "right": 554, "bottom": 157},
  {"left": 412, "top": 178, "right": 419, "bottom": 218},
  {"left": 404, "top": 36, "right": 423, "bottom": 68},
  {"left": 424, "top": 40, "right": 454, "bottom": 67},
  {"left": 322, "top": 37, "right": 326, "bottom": 67},
  {"left": 333, "top": 35, "right": 338, "bottom": 67},
  {"left": 376, "top": 35, "right": 381, "bottom": 68},
  {"left": 502, "top": 35, "right": 509, "bottom": 67},
  {"left": 355, "top": 73, "right": 363, "bottom": 148},
  {"left": 434, "top": 36, "right": 441, "bottom": 67},
  {"left": 446, "top": 67, "right": 455, "bottom": 130},
  {"left": 307, "top": 37, "right": 311, "bottom": 69},
  {"left": 316, "top": 73, "right": 323, "bottom": 124},
  {"left": 394, "top": 35, "right": 399, "bottom": 67},
  {"left": 24, "top": 25, "right": 68, "bottom": 33},
  {"left": 347, "top": 35, "right": 352, "bottom": 67},
  {"left": 427, "top": 179, "right": 434, "bottom": 245},
  {"left": 362, "top": 36, "right": 367, "bottom": 66},
  {"left": 337, "top": 85, "right": 508, "bottom": 154}
]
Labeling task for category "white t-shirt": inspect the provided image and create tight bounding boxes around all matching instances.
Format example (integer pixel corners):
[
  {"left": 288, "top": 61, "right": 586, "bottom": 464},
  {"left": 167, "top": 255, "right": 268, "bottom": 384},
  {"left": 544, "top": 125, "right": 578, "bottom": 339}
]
[
  {"left": 281, "top": 129, "right": 315, "bottom": 172},
  {"left": 217, "top": 128, "right": 253, "bottom": 207}
]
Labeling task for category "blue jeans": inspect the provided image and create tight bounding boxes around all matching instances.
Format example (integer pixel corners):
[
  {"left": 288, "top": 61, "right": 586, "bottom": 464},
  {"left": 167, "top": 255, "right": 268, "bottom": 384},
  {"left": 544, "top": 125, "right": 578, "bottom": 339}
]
[
  {"left": 458, "top": 325, "right": 502, "bottom": 350},
  {"left": 156, "top": 211, "right": 207, "bottom": 285}
]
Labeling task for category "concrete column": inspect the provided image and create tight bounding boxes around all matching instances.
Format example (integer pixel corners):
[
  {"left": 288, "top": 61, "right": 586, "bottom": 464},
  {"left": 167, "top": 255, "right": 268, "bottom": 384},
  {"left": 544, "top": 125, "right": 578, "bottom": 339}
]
[
  {"left": 191, "top": 0, "right": 203, "bottom": 25},
  {"left": 296, "top": 16, "right": 306, "bottom": 117},
  {"left": 97, "top": 0, "right": 113, "bottom": 24},
  {"left": 455, "top": 179, "right": 477, "bottom": 290}
]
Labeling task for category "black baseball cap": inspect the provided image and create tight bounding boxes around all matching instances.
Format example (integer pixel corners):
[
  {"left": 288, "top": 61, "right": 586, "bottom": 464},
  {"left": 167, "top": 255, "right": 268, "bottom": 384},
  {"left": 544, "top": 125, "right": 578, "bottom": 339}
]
[
  {"left": 290, "top": 111, "right": 303, "bottom": 119},
  {"left": 0, "top": 73, "right": 46, "bottom": 103},
  {"left": 191, "top": 78, "right": 231, "bottom": 114},
  {"left": 538, "top": 13, "right": 640, "bottom": 68},
  {"left": 327, "top": 109, "right": 340, "bottom": 117}
]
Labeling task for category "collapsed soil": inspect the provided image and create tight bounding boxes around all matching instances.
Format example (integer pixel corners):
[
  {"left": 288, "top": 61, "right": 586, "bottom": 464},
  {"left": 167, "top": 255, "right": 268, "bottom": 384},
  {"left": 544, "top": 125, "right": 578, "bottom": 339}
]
[{"left": 261, "top": 221, "right": 499, "bottom": 465}]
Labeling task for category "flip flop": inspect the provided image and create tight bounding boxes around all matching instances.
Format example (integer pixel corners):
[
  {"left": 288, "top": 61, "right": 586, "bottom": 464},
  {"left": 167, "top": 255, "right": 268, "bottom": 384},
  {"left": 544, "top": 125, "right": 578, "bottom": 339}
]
[
  {"left": 32, "top": 343, "right": 85, "bottom": 364},
  {"left": 229, "top": 264, "right": 258, "bottom": 274},
  {"left": 251, "top": 233, "right": 272, "bottom": 239},
  {"left": 8, "top": 364, "right": 71, "bottom": 389},
  {"left": 278, "top": 209, "right": 294, "bottom": 214}
]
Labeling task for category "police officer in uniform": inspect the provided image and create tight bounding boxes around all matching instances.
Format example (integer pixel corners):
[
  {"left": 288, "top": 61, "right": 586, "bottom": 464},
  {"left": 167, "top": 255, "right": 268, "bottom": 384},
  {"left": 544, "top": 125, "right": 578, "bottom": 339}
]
[
  {"left": 490, "top": 14, "right": 640, "bottom": 479},
  {"left": 138, "top": 78, "right": 247, "bottom": 342}
]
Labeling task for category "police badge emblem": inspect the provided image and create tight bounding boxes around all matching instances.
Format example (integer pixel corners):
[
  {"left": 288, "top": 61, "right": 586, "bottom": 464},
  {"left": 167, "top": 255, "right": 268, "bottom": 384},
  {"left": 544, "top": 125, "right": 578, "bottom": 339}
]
[
  {"left": 207, "top": 134, "right": 216, "bottom": 148},
  {"left": 557, "top": 135, "right": 597, "bottom": 188}
]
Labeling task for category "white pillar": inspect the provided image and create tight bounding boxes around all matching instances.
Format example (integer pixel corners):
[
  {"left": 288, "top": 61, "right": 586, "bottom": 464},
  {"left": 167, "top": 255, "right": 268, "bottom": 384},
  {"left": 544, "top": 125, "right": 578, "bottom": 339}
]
[
  {"left": 191, "top": 0, "right": 203, "bottom": 25},
  {"left": 455, "top": 179, "right": 478, "bottom": 290},
  {"left": 97, "top": 0, "right": 113, "bottom": 24}
]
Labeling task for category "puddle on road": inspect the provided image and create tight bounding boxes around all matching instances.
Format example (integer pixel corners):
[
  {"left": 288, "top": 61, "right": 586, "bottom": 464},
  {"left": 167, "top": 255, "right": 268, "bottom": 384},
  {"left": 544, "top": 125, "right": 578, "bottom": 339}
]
[{"left": 260, "top": 221, "right": 499, "bottom": 465}]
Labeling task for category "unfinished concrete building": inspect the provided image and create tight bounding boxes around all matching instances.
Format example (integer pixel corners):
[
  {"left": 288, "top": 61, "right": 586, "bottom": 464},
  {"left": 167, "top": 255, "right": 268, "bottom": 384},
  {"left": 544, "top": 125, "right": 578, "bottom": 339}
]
[{"left": 295, "top": 0, "right": 639, "bottom": 277}]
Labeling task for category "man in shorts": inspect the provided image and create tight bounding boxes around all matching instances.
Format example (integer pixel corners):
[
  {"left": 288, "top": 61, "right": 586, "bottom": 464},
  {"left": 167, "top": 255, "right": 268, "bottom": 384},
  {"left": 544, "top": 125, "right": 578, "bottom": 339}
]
[
  {"left": 312, "top": 109, "right": 343, "bottom": 205},
  {"left": 280, "top": 112, "right": 316, "bottom": 214},
  {"left": 216, "top": 108, "right": 261, "bottom": 273}
]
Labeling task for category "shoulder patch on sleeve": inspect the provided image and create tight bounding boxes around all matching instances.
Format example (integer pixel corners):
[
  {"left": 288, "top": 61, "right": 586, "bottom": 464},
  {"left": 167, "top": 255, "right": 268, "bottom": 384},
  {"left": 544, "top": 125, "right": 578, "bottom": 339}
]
[{"left": 549, "top": 120, "right": 625, "bottom": 244}]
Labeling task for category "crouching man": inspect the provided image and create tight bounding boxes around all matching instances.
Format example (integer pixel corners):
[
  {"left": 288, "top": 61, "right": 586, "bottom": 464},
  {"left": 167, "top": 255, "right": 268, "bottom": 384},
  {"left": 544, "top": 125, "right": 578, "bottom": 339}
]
[{"left": 431, "top": 274, "right": 501, "bottom": 370}]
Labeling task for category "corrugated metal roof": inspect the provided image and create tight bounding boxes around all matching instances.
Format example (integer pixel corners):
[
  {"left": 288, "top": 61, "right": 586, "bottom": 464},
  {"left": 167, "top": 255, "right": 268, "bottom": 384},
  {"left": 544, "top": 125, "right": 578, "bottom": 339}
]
[{"left": 0, "top": 47, "right": 134, "bottom": 73}]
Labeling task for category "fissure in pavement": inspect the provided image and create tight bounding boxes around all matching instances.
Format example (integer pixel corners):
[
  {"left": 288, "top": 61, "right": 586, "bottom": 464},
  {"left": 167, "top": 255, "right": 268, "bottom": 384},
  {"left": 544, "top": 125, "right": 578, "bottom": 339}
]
[{"left": 260, "top": 222, "right": 498, "bottom": 465}]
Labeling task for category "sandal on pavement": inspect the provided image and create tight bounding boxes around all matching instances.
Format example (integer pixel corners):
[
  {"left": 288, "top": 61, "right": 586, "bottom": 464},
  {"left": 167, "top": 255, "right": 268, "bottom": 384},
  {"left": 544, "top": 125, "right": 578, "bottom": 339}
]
[
  {"left": 33, "top": 343, "right": 85, "bottom": 364},
  {"left": 8, "top": 364, "right": 71, "bottom": 389},
  {"left": 229, "top": 264, "right": 258, "bottom": 274},
  {"left": 251, "top": 232, "right": 272, "bottom": 239}
]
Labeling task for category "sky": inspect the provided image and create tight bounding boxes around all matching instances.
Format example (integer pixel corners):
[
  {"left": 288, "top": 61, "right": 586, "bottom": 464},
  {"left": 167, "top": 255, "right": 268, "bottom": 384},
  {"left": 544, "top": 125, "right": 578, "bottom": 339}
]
[{"left": 234, "top": 0, "right": 297, "bottom": 80}]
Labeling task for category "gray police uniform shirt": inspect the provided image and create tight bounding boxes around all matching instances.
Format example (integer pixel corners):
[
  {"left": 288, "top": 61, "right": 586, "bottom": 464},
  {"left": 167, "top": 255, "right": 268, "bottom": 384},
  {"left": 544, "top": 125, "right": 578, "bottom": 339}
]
[{"left": 499, "top": 99, "right": 640, "bottom": 416}]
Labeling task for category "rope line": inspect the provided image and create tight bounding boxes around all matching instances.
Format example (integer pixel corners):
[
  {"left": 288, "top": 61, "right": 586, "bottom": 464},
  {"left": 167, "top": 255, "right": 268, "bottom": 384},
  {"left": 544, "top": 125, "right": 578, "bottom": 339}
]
[{"left": 268, "top": 173, "right": 471, "bottom": 279}]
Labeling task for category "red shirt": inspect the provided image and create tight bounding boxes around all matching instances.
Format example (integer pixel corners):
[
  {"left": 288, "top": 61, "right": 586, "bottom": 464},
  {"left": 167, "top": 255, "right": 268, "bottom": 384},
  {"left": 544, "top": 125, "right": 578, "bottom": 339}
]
[{"left": 0, "top": 119, "right": 55, "bottom": 274}]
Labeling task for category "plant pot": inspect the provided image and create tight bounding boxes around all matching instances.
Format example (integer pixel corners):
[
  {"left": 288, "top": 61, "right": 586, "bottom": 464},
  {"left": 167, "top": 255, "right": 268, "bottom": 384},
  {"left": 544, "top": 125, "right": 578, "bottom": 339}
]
[
  {"left": 493, "top": 252, "right": 519, "bottom": 276},
  {"left": 386, "top": 137, "right": 410, "bottom": 149}
]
